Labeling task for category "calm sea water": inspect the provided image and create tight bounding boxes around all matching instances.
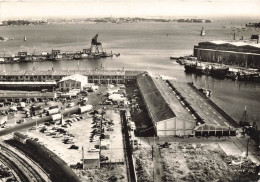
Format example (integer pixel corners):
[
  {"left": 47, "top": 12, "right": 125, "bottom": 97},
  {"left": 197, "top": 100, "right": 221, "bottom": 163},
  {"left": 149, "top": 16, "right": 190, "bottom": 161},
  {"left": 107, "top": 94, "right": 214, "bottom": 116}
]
[{"left": 0, "top": 20, "right": 259, "bottom": 124}]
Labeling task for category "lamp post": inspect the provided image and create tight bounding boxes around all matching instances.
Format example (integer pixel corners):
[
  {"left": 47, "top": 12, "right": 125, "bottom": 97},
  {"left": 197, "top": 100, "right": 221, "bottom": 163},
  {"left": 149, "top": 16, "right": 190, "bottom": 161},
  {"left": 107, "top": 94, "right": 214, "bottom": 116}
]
[{"left": 246, "top": 138, "right": 250, "bottom": 158}]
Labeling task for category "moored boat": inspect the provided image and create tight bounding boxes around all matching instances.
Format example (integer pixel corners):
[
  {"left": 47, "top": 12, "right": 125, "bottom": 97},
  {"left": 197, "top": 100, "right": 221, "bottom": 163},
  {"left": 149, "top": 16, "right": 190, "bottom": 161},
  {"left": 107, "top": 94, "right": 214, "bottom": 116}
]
[
  {"left": 210, "top": 66, "right": 229, "bottom": 79},
  {"left": 184, "top": 64, "right": 197, "bottom": 73},
  {"left": 200, "top": 27, "right": 206, "bottom": 36}
]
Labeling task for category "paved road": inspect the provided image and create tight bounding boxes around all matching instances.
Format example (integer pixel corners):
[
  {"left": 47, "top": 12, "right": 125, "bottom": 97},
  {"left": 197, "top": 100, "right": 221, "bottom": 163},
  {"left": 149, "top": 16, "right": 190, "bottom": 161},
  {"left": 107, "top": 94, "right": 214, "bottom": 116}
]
[{"left": 170, "top": 80, "right": 232, "bottom": 127}]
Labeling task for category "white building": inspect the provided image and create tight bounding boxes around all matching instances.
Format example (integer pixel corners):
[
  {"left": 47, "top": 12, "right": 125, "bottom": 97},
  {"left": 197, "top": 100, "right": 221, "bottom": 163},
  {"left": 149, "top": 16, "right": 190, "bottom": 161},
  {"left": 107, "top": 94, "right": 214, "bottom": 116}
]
[{"left": 58, "top": 74, "right": 88, "bottom": 91}]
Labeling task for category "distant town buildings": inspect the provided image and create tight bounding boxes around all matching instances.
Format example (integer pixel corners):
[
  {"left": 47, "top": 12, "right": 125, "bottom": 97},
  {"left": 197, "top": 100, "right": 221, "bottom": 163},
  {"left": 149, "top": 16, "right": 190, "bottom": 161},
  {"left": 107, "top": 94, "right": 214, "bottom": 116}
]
[
  {"left": 0, "top": 17, "right": 214, "bottom": 26},
  {"left": 177, "top": 18, "right": 212, "bottom": 23}
]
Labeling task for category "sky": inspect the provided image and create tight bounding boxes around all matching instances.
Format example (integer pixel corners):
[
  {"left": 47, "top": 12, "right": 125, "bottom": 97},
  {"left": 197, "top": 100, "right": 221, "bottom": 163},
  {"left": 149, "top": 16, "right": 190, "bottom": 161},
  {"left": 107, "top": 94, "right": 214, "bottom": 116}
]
[{"left": 0, "top": 0, "right": 260, "bottom": 20}]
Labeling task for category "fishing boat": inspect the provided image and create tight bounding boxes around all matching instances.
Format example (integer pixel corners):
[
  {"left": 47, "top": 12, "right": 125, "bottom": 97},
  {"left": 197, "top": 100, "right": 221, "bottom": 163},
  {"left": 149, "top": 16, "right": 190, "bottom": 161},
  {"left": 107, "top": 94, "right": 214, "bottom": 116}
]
[
  {"left": 170, "top": 56, "right": 179, "bottom": 60},
  {"left": 184, "top": 63, "right": 197, "bottom": 73},
  {"left": 225, "top": 71, "right": 238, "bottom": 80},
  {"left": 200, "top": 27, "right": 206, "bottom": 36},
  {"left": 99, "top": 52, "right": 113, "bottom": 58},
  {"left": 210, "top": 66, "right": 229, "bottom": 79},
  {"left": 195, "top": 62, "right": 206, "bottom": 75}
]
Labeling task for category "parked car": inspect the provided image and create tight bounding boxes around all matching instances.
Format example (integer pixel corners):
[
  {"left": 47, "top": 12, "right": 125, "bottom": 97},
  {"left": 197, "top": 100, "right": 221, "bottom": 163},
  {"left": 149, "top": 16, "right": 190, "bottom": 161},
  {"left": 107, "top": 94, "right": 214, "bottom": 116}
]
[
  {"left": 100, "top": 155, "right": 109, "bottom": 161},
  {"left": 69, "top": 145, "right": 79, "bottom": 150},
  {"left": 88, "top": 148, "right": 100, "bottom": 152},
  {"left": 64, "top": 140, "right": 74, "bottom": 144}
]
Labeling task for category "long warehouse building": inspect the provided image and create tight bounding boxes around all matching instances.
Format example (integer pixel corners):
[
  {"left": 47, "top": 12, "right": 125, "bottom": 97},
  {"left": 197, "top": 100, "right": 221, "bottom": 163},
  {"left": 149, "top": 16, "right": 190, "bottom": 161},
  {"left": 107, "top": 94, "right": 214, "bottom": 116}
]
[
  {"left": 136, "top": 73, "right": 237, "bottom": 137},
  {"left": 136, "top": 73, "right": 195, "bottom": 136},
  {"left": 194, "top": 40, "right": 260, "bottom": 68}
]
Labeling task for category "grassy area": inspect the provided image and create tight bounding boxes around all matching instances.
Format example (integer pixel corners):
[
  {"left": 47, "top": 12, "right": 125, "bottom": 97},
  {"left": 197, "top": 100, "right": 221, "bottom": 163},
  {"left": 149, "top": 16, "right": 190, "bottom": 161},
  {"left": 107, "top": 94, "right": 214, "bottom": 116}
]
[
  {"left": 133, "top": 147, "right": 154, "bottom": 182},
  {"left": 160, "top": 143, "right": 259, "bottom": 182},
  {"left": 76, "top": 164, "right": 126, "bottom": 182}
]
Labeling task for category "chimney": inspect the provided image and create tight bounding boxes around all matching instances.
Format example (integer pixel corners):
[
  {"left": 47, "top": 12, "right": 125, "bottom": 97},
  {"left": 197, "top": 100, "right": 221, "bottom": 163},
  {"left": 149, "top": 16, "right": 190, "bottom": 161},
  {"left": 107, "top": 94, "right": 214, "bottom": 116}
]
[{"left": 233, "top": 33, "right": 236, "bottom": 40}]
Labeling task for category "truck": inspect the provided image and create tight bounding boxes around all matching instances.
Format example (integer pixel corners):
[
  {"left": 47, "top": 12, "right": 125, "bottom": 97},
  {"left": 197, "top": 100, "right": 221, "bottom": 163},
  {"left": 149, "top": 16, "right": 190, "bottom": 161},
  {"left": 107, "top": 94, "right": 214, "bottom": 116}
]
[
  {"left": 130, "top": 122, "right": 136, "bottom": 131},
  {"left": 47, "top": 108, "right": 59, "bottom": 116},
  {"left": 82, "top": 97, "right": 88, "bottom": 105},
  {"left": 68, "top": 103, "right": 75, "bottom": 108},
  {"left": 79, "top": 105, "right": 93, "bottom": 114},
  {"left": 49, "top": 105, "right": 59, "bottom": 110},
  {"left": 51, "top": 114, "right": 62, "bottom": 121}
]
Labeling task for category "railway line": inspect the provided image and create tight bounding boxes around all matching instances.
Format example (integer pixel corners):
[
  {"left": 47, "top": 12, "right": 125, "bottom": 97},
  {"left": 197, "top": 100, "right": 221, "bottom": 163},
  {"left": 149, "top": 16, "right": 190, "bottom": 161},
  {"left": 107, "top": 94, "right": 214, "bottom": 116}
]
[{"left": 0, "top": 142, "right": 46, "bottom": 182}]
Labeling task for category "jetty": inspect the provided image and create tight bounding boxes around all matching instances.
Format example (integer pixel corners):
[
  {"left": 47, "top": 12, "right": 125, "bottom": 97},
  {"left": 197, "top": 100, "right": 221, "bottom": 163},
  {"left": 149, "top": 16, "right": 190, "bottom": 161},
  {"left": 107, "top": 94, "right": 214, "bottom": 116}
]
[{"left": 0, "top": 34, "right": 120, "bottom": 63}]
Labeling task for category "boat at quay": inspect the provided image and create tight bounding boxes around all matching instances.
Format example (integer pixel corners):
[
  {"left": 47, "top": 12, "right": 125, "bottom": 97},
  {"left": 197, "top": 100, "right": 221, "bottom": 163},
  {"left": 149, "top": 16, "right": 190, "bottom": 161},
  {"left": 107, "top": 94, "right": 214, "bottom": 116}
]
[
  {"left": 0, "top": 34, "right": 118, "bottom": 63},
  {"left": 176, "top": 57, "right": 260, "bottom": 82}
]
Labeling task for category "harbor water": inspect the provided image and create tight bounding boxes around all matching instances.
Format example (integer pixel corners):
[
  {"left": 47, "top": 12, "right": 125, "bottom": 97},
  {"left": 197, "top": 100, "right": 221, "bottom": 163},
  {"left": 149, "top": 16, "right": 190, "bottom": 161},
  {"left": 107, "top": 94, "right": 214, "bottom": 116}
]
[{"left": 0, "top": 20, "right": 259, "bottom": 124}]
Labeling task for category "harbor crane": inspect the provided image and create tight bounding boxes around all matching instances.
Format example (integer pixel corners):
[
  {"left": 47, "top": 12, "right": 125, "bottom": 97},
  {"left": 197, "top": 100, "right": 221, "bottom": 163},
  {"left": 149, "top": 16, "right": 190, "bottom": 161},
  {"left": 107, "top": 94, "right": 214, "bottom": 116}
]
[{"left": 90, "top": 34, "right": 104, "bottom": 55}]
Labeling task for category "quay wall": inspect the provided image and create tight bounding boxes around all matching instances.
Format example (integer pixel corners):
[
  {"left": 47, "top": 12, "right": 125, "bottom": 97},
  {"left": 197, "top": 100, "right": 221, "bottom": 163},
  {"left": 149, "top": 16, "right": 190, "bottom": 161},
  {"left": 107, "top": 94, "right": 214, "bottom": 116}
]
[{"left": 187, "top": 82, "right": 240, "bottom": 128}]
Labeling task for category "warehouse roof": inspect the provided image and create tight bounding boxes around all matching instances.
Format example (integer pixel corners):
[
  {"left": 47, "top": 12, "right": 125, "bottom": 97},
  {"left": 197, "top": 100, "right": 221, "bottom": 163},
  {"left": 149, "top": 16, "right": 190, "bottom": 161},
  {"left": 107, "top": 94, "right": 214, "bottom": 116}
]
[
  {"left": 59, "top": 74, "right": 88, "bottom": 83},
  {"left": 202, "top": 40, "right": 260, "bottom": 49},
  {"left": 0, "top": 81, "right": 56, "bottom": 85},
  {"left": 0, "top": 70, "right": 126, "bottom": 76},
  {"left": 137, "top": 74, "right": 176, "bottom": 123}
]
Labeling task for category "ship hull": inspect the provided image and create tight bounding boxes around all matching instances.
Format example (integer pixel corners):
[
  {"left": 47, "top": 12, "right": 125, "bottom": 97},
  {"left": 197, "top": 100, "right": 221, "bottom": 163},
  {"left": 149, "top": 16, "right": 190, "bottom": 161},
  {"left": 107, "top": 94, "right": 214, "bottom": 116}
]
[
  {"left": 210, "top": 68, "right": 228, "bottom": 79},
  {"left": 184, "top": 64, "right": 196, "bottom": 73}
]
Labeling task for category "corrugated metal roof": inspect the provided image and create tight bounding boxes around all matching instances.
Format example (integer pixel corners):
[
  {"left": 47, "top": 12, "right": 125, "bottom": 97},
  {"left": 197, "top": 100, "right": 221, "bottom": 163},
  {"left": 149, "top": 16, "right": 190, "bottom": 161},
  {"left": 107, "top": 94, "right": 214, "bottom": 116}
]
[
  {"left": 207, "top": 40, "right": 260, "bottom": 48},
  {"left": 0, "top": 81, "right": 56, "bottom": 85},
  {"left": 59, "top": 74, "right": 88, "bottom": 83},
  {"left": 0, "top": 70, "right": 126, "bottom": 76},
  {"left": 137, "top": 74, "right": 176, "bottom": 123}
]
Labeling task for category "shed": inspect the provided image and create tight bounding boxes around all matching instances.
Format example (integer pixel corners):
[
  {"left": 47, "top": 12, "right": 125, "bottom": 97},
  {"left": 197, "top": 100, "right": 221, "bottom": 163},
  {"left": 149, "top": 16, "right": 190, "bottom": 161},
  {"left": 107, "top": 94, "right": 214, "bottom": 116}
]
[
  {"left": 100, "top": 140, "right": 110, "bottom": 150},
  {"left": 83, "top": 152, "right": 100, "bottom": 169},
  {"left": 0, "top": 116, "right": 7, "bottom": 125}
]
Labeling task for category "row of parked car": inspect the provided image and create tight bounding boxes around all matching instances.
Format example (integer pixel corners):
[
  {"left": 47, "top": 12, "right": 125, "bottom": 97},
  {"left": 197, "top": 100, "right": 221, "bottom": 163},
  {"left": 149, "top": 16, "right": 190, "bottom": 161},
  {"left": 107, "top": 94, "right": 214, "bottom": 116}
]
[{"left": 31, "top": 114, "right": 84, "bottom": 149}]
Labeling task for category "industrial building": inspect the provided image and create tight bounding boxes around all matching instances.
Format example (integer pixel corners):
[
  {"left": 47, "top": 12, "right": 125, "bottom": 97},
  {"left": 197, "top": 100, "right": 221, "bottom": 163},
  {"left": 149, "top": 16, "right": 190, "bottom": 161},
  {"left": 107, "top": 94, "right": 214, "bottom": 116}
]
[
  {"left": 136, "top": 73, "right": 195, "bottom": 136},
  {"left": 0, "top": 81, "right": 57, "bottom": 90},
  {"left": 136, "top": 73, "right": 237, "bottom": 137},
  {"left": 194, "top": 41, "right": 260, "bottom": 68},
  {"left": 58, "top": 74, "right": 88, "bottom": 91},
  {"left": 0, "top": 70, "right": 141, "bottom": 85},
  {"left": 0, "top": 92, "right": 57, "bottom": 102}
]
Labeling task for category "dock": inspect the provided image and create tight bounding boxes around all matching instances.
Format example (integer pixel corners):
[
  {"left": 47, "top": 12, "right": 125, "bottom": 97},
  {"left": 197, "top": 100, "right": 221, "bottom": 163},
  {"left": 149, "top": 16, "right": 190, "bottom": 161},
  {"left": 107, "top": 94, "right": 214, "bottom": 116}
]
[{"left": 168, "top": 80, "right": 238, "bottom": 128}]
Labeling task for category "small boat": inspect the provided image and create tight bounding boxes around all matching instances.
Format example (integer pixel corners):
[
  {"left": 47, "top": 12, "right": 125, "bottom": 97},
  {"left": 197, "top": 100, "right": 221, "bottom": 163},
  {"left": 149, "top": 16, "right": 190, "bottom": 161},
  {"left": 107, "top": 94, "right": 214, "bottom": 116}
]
[
  {"left": 170, "top": 56, "right": 179, "bottom": 60},
  {"left": 198, "top": 88, "right": 212, "bottom": 97},
  {"left": 184, "top": 64, "right": 197, "bottom": 73},
  {"left": 200, "top": 27, "right": 206, "bottom": 36},
  {"left": 99, "top": 52, "right": 113, "bottom": 58},
  {"left": 195, "top": 65, "right": 204, "bottom": 75},
  {"left": 73, "top": 54, "right": 81, "bottom": 60},
  {"left": 210, "top": 66, "right": 229, "bottom": 79},
  {"left": 24, "top": 36, "right": 26, "bottom": 41}
]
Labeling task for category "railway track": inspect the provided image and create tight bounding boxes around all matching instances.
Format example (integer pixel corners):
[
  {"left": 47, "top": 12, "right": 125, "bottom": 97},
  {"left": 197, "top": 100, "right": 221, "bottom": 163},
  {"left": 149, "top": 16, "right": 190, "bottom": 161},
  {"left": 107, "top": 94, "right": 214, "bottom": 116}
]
[
  {"left": 0, "top": 143, "right": 45, "bottom": 182},
  {"left": 0, "top": 154, "right": 26, "bottom": 182}
]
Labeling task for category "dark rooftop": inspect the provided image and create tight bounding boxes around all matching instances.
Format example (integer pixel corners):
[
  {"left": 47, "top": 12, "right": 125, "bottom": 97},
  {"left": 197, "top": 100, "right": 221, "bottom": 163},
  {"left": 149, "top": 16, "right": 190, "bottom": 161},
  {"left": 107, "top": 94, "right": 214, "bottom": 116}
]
[{"left": 137, "top": 74, "right": 176, "bottom": 123}]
